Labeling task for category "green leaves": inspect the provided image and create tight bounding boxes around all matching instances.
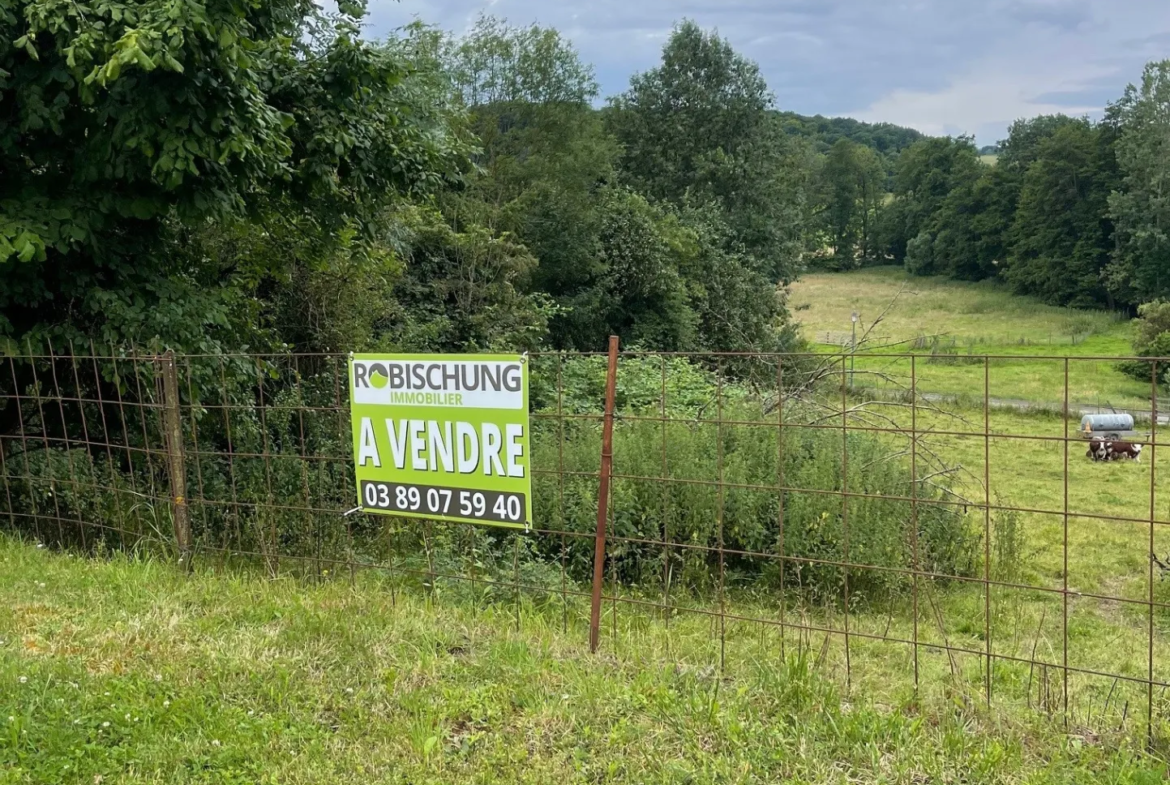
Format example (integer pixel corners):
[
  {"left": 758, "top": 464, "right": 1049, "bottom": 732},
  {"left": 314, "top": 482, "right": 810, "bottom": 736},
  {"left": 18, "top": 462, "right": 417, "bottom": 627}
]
[
  {"left": 607, "top": 22, "right": 807, "bottom": 285},
  {"left": 1005, "top": 119, "right": 1113, "bottom": 308},
  {"left": 0, "top": 214, "right": 49, "bottom": 265},
  {"left": 385, "top": 204, "right": 548, "bottom": 353},
  {"left": 1119, "top": 300, "right": 1170, "bottom": 384},
  {"left": 813, "top": 139, "right": 887, "bottom": 270},
  {"left": 1, "top": 0, "right": 472, "bottom": 356},
  {"left": 12, "top": 34, "right": 38, "bottom": 60},
  {"left": 886, "top": 136, "right": 987, "bottom": 276},
  {"left": 14, "top": 232, "right": 41, "bottom": 262},
  {"left": 447, "top": 16, "right": 598, "bottom": 107},
  {"left": 1107, "top": 60, "right": 1170, "bottom": 306}
]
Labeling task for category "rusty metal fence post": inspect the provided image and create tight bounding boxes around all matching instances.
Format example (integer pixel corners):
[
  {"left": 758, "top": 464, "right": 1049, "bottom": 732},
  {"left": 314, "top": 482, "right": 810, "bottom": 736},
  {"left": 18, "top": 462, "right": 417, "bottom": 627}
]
[
  {"left": 157, "top": 350, "right": 192, "bottom": 558},
  {"left": 589, "top": 336, "right": 620, "bottom": 653}
]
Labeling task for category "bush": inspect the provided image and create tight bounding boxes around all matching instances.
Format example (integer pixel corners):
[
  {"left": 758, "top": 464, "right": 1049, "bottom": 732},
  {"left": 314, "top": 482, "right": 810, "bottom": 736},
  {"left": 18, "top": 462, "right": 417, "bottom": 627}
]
[
  {"left": 921, "top": 336, "right": 983, "bottom": 366},
  {"left": 1118, "top": 300, "right": 1170, "bottom": 384},
  {"left": 531, "top": 362, "right": 979, "bottom": 602},
  {"left": 904, "top": 231, "right": 936, "bottom": 276}
]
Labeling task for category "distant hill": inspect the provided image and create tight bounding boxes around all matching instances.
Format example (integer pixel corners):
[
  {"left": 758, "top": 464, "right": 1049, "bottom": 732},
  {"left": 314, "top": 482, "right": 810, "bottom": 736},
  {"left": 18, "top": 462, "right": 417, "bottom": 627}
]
[{"left": 775, "top": 111, "right": 926, "bottom": 156}]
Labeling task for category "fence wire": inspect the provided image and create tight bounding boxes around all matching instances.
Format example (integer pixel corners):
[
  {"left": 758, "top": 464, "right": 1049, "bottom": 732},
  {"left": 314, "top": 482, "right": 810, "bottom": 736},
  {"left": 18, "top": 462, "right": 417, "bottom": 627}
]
[{"left": 2, "top": 344, "right": 1169, "bottom": 742}]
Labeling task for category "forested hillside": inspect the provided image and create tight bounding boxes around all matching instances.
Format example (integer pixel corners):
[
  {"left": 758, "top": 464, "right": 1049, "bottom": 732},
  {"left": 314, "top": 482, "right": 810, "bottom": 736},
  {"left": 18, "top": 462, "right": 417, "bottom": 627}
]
[{"left": 776, "top": 111, "right": 924, "bottom": 155}]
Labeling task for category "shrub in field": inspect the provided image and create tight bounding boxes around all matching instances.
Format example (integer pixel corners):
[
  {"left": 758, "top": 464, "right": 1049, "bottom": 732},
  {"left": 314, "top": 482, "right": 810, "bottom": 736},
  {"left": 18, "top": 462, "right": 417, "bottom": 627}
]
[
  {"left": 922, "top": 336, "right": 983, "bottom": 366},
  {"left": 1119, "top": 300, "right": 1170, "bottom": 385},
  {"left": 530, "top": 353, "right": 764, "bottom": 416},
  {"left": 533, "top": 412, "right": 977, "bottom": 602},
  {"left": 990, "top": 503, "right": 1024, "bottom": 583},
  {"left": 904, "top": 231, "right": 936, "bottom": 276}
]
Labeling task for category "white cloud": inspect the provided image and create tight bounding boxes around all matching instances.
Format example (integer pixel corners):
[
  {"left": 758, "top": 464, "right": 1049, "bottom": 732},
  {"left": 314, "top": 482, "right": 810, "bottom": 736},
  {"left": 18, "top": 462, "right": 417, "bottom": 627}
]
[
  {"left": 854, "top": 60, "right": 1111, "bottom": 140},
  {"left": 366, "top": 0, "right": 1170, "bottom": 143},
  {"left": 853, "top": 0, "right": 1170, "bottom": 142}
]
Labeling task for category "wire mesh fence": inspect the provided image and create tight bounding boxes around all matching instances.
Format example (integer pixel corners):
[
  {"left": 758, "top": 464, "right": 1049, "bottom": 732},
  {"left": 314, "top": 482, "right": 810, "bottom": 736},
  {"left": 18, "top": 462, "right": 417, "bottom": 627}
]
[{"left": 2, "top": 342, "right": 1170, "bottom": 742}]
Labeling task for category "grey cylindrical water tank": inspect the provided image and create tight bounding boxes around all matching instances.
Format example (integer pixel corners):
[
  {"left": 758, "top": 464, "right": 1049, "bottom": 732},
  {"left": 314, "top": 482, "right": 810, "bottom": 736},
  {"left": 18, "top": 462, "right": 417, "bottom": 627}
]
[{"left": 1080, "top": 413, "right": 1134, "bottom": 434}]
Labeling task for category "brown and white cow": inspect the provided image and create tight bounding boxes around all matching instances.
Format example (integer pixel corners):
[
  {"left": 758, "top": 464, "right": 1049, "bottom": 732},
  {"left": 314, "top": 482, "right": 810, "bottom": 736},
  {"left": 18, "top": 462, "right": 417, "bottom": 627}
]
[
  {"left": 1087, "top": 437, "right": 1110, "bottom": 461},
  {"left": 1107, "top": 440, "right": 1143, "bottom": 461},
  {"left": 1087, "top": 437, "right": 1143, "bottom": 462}
]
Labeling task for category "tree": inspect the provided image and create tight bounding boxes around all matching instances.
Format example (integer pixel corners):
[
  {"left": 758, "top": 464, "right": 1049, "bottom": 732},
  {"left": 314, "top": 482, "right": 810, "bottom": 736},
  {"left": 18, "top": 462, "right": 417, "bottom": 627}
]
[
  {"left": 886, "top": 136, "right": 983, "bottom": 270},
  {"left": 381, "top": 206, "right": 552, "bottom": 353},
  {"left": 1119, "top": 300, "right": 1170, "bottom": 384},
  {"left": 445, "top": 15, "right": 596, "bottom": 107},
  {"left": 998, "top": 115, "right": 1085, "bottom": 173},
  {"left": 608, "top": 20, "right": 770, "bottom": 203},
  {"left": 442, "top": 16, "right": 618, "bottom": 349},
  {"left": 0, "top": 1, "right": 468, "bottom": 353},
  {"left": 1004, "top": 120, "right": 1113, "bottom": 307},
  {"left": 207, "top": 23, "right": 477, "bottom": 356},
  {"left": 776, "top": 111, "right": 923, "bottom": 159},
  {"left": 588, "top": 189, "right": 696, "bottom": 350},
  {"left": 676, "top": 206, "right": 795, "bottom": 354},
  {"left": 966, "top": 167, "right": 1018, "bottom": 277},
  {"left": 442, "top": 16, "right": 801, "bottom": 354},
  {"left": 816, "top": 139, "right": 885, "bottom": 268},
  {"left": 956, "top": 118, "right": 1091, "bottom": 282},
  {"left": 929, "top": 165, "right": 1015, "bottom": 281},
  {"left": 898, "top": 114, "right": 1104, "bottom": 288},
  {"left": 607, "top": 21, "right": 807, "bottom": 283},
  {"left": 1107, "top": 60, "right": 1170, "bottom": 306}
]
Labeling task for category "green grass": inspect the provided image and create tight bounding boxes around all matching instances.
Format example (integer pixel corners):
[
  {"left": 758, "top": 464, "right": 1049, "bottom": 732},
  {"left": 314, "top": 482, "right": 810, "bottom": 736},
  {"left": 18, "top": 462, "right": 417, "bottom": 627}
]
[
  {"left": 912, "top": 404, "right": 1170, "bottom": 605},
  {"left": 2, "top": 268, "right": 1167, "bottom": 780},
  {"left": 791, "top": 267, "right": 1129, "bottom": 350},
  {"left": 842, "top": 353, "right": 1155, "bottom": 412},
  {"left": 0, "top": 537, "right": 1166, "bottom": 784},
  {"left": 712, "top": 398, "right": 1170, "bottom": 730},
  {"left": 765, "top": 399, "right": 1170, "bottom": 747},
  {"left": 790, "top": 267, "right": 1150, "bottom": 408}
]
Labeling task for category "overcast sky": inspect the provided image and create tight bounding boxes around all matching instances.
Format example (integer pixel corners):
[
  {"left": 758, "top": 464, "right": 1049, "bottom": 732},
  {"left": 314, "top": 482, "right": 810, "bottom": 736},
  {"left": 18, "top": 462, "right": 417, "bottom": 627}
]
[{"left": 362, "top": 0, "right": 1170, "bottom": 145}]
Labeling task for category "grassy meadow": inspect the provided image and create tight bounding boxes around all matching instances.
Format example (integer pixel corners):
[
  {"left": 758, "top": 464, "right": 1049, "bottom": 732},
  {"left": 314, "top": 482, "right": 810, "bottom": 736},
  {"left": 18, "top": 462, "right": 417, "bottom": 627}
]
[
  {"left": 779, "top": 268, "right": 1170, "bottom": 743},
  {"left": 790, "top": 267, "right": 1130, "bottom": 350},
  {"left": 590, "top": 399, "right": 1170, "bottom": 744},
  {"left": 790, "top": 267, "right": 1152, "bottom": 409},
  {"left": 2, "top": 537, "right": 1168, "bottom": 784}
]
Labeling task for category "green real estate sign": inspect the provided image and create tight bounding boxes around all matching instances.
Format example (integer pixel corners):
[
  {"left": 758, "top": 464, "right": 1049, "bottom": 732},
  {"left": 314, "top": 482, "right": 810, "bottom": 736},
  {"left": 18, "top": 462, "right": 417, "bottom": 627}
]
[{"left": 349, "top": 354, "right": 532, "bottom": 529}]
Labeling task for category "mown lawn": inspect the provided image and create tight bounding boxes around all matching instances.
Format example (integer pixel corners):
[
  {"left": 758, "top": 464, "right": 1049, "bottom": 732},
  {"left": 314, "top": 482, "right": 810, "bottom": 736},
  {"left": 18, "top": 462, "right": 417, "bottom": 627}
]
[{"left": 0, "top": 537, "right": 1166, "bottom": 784}]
